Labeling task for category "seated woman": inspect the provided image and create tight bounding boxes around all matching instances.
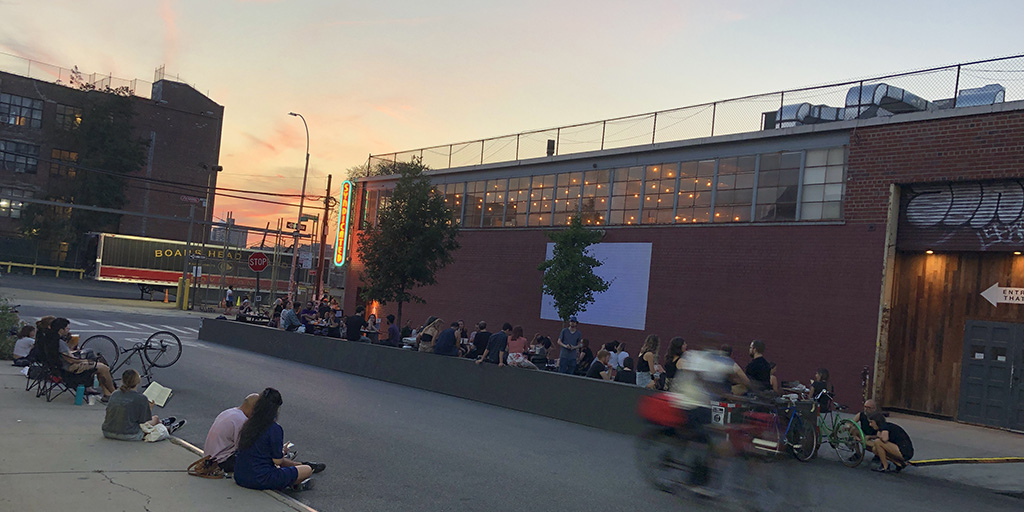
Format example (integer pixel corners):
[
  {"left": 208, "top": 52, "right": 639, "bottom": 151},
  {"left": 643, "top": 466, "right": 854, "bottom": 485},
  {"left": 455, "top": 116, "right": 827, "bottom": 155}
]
[
  {"left": 12, "top": 325, "right": 36, "bottom": 365},
  {"left": 38, "top": 318, "right": 117, "bottom": 402},
  {"left": 505, "top": 326, "right": 537, "bottom": 369},
  {"left": 234, "top": 388, "right": 319, "bottom": 491},
  {"left": 102, "top": 369, "right": 185, "bottom": 441}
]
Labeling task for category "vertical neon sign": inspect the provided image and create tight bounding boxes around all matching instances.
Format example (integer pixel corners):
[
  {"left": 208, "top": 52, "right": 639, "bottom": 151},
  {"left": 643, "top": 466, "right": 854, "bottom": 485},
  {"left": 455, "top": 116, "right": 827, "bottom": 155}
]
[{"left": 334, "top": 180, "right": 354, "bottom": 266}]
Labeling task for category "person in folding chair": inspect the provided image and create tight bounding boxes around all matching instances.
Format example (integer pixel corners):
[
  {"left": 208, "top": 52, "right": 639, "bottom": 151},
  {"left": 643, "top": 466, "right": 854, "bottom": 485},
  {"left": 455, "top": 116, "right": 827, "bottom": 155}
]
[{"left": 38, "top": 318, "right": 117, "bottom": 402}]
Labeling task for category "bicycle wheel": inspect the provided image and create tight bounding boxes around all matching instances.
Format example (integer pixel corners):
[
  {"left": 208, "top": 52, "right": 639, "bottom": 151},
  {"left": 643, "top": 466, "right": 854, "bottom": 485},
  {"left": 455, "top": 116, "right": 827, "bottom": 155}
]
[
  {"left": 833, "top": 419, "right": 866, "bottom": 468},
  {"left": 789, "top": 415, "right": 817, "bottom": 462},
  {"left": 143, "top": 331, "right": 182, "bottom": 368},
  {"left": 636, "top": 427, "right": 706, "bottom": 493},
  {"left": 80, "top": 335, "right": 119, "bottom": 368}
]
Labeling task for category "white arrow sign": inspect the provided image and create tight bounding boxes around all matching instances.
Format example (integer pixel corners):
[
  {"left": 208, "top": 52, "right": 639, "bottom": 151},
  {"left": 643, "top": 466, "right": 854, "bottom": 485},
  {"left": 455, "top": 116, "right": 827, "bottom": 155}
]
[{"left": 981, "top": 283, "right": 1024, "bottom": 306}]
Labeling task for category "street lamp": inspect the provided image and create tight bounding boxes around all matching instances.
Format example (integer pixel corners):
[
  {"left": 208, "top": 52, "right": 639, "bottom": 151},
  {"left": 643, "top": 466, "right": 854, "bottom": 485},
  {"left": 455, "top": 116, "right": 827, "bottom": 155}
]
[{"left": 287, "top": 112, "right": 310, "bottom": 301}]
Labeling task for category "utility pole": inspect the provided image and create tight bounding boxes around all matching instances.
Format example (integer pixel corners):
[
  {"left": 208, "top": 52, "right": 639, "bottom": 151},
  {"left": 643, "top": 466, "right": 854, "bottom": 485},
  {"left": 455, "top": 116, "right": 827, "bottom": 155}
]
[
  {"left": 315, "top": 174, "right": 332, "bottom": 298},
  {"left": 287, "top": 112, "right": 310, "bottom": 301}
]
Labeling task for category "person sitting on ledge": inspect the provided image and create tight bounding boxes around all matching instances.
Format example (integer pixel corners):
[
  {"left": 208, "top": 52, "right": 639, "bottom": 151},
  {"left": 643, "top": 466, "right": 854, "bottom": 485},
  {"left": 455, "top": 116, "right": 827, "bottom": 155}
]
[
  {"left": 233, "top": 388, "right": 324, "bottom": 491},
  {"left": 586, "top": 349, "right": 614, "bottom": 380},
  {"left": 433, "top": 322, "right": 461, "bottom": 357},
  {"left": 476, "top": 323, "right": 512, "bottom": 366},
  {"left": 102, "top": 369, "right": 185, "bottom": 441},
  {"left": 280, "top": 302, "right": 302, "bottom": 332}
]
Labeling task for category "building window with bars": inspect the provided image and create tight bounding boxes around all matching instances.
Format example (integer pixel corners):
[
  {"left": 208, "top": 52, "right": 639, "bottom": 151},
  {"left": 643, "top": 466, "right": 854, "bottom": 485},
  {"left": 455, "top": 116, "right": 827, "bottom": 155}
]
[
  {"left": 0, "top": 139, "right": 39, "bottom": 174},
  {"left": 529, "top": 174, "right": 555, "bottom": 227},
  {"left": 464, "top": 180, "right": 486, "bottom": 228},
  {"left": 801, "top": 147, "right": 845, "bottom": 220},
  {"left": 483, "top": 179, "right": 507, "bottom": 227},
  {"left": 0, "top": 93, "right": 43, "bottom": 129},
  {"left": 55, "top": 104, "right": 83, "bottom": 131},
  {"left": 609, "top": 166, "right": 643, "bottom": 225},
  {"left": 642, "top": 163, "right": 678, "bottom": 225},
  {"left": 755, "top": 152, "right": 801, "bottom": 222},
  {"left": 50, "top": 149, "right": 79, "bottom": 178},
  {"left": 713, "top": 156, "right": 755, "bottom": 222},
  {"left": 675, "top": 160, "right": 714, "bottom": 223},
  {"left": 0, "top": 187, "right": 33, "bottom": 218},
  {"left": 505, "top": 177, "right": 531, "bottom": 227},
  {"left": 442, "top": 183, "right": 464, "bottom": 225},
  {"left": 553, "top": 172, "right": 583, "bottom": 226},
  {"left": 580, "top": 169, "right": 610, "bottom": 225}
]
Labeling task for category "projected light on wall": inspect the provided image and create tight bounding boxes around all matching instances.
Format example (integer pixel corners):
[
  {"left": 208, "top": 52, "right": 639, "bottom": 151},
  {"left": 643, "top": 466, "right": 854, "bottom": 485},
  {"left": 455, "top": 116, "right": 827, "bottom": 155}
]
[{"left": 540, "top": 242, "right": 652, "bottom": 330}]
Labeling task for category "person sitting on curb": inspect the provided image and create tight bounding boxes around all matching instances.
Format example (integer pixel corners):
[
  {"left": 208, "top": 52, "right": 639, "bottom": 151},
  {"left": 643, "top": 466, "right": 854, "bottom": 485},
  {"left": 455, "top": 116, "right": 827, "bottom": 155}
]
[
  {"left": 586, "top": 349, "right": 614, "bottom": 380},
  {"left": 868, "top": 412, "right": 914, "bottom": 473},
  {"left": 204, "top": 393, "right": 260, "bottom": 473},
  {"left": 476, "top": 323, "right": 512, "bottom": 366},
  {"left": 102, "top": 369, "right": 185, "bottom": 441},
  {"left": 234, "top": 388, "right": 325, "bottom": 492},
  {"left": 12, "top": 325, "right": 36, "bottom": 366}
]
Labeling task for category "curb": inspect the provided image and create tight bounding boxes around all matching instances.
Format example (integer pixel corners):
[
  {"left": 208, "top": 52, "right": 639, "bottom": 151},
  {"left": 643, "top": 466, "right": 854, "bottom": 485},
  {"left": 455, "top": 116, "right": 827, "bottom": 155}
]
[{"left": 170, "top": 437, "right": 320, "bottom": 512}]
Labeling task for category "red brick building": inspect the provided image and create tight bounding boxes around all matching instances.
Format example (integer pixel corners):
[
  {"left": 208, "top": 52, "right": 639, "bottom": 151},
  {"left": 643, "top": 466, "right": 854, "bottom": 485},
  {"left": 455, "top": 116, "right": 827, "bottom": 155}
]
[
  {"left": 347, "top": 59, "right": 1024, "bottom": 429},
  {"left": 0, "top": 69, "right": 223, "bottom": 248}
]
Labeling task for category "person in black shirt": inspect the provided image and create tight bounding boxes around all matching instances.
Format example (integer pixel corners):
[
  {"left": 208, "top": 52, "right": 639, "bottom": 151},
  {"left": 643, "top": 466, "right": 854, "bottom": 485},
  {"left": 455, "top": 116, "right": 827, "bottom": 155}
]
[
  {"left": 586, "top": 349, "right": 613, "bottom": 380},
  {"left": 467, "top": 322, "right": 490, "bottom": 359},
  {"left": 868, "top": 412, "right": 913, "bottom": 472},
  {"left": 810, "top": 368, "right": 832, "bottom": 411},
  {"left": 576, "top": 338, "right": 594, "bottom": 375},
  {"left": 345, "top": 305, "right": 369, "bottom": 342},
  {"left": 745, "top": 340, "right": 772, "bottom": 392},
  {"left": 476, "top": 323, "right": 512, "bottom": 366},
  {"left": 614, "top": 356, "right": 637, "bottom": 385}
]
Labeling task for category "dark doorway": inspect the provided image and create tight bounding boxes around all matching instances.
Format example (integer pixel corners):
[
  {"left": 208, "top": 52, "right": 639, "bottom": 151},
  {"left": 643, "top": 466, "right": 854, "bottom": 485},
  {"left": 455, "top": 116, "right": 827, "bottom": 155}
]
[{"left": 958, "top": 320, "right": 1024, "bottom": 430}]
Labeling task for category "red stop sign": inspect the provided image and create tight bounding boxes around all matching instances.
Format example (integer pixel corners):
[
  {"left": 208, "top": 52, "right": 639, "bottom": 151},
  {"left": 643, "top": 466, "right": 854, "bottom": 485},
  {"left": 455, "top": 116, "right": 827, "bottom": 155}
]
[{"left": 248, "top": 252, "right": 269, "bottom": 273}]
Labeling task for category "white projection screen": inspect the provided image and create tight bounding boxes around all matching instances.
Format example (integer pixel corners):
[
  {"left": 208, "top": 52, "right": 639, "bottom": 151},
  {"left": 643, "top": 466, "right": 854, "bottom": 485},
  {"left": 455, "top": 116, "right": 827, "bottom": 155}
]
[{"left": 540, "top": 242, "right": 652, "bottom": 330}]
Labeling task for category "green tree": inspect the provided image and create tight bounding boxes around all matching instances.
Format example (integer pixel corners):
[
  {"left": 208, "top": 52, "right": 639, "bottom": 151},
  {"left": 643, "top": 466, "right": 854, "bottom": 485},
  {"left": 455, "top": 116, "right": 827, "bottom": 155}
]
[
  {"left": 538, "top": 215, "right": 610, "bottom": 322},
  {"left": 20, "top": 76, "right": 148, "bottom": 265},
  {"left": 356, "top": 159, "right": 460, "bottom": 328}
]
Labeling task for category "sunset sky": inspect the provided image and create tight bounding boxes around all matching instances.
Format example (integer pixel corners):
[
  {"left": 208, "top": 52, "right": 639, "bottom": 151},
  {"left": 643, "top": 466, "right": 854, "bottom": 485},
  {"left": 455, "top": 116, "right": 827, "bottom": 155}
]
[{"left": 2, "top": 0, "right": 1022, "bottom": 242}]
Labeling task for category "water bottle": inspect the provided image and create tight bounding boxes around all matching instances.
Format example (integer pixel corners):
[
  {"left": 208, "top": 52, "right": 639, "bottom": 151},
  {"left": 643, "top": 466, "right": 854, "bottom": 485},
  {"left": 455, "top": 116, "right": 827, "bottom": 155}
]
[
  {"left": 93, "top": 375, "right": 99, "bottom": 390},
  {"left": 74, "top": 384, "right": 85, "bottom": 405}
]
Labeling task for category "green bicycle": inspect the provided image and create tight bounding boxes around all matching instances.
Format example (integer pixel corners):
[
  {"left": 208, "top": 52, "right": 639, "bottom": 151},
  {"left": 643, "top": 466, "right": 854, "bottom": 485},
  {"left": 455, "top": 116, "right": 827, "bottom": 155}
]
[{"left": 812, "top": 389, "right": 866, "bottom": 467}]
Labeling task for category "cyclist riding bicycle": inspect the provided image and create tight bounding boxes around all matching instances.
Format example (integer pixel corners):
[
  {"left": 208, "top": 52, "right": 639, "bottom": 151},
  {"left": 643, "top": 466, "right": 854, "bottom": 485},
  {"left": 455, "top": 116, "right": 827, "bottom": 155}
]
[{"left": 668, "top": 348, "right": 751, "bottom": 437}]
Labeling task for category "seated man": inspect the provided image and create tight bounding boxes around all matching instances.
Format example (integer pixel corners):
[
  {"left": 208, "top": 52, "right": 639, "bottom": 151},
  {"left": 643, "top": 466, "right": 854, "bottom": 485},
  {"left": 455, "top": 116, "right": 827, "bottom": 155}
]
[
  {"left": 281, "top": 302, "right": 302, "bottom": 332},
  {"left": 433, "top": 322, "right": 461, "bottom": 357},
  {"left": 299, "top": 302, "right": 318, "bottom": 330},
  {"left": 204, "top": 393, "right": 260, "bottom": 473},
  {"left": 586, "top": 349, "right": 614, "bottom": 380},
  {"left": 868, "top": 412, "right": 914, "bottom": 473}
]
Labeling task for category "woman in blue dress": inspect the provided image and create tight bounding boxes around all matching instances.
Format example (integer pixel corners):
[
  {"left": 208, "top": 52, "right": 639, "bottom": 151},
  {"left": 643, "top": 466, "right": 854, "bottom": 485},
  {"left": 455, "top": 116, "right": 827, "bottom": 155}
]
[{"left": 233, "top": 388, "right": 315, "bottom": 490}]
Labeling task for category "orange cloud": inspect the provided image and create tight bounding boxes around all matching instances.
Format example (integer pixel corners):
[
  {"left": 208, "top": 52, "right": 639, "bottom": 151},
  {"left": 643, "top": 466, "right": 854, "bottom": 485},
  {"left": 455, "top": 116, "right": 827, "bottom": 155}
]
[{"left": 160, "top": 0, "right": 179, "bottom": 67}]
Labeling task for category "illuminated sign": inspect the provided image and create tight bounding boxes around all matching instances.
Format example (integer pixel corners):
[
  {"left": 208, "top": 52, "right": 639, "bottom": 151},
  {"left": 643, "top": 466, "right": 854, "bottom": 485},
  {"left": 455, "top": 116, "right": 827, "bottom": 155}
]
[{"left": 334, "top": 180, "right": 354, "bottom": 266}]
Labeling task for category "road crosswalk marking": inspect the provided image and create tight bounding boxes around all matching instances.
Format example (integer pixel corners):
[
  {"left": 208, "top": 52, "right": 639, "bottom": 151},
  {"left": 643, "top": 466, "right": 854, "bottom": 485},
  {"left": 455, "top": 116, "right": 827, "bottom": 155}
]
[
  {"left": 66, "top": 319, "right": 200, "bottom": 335},
  {"left": 91, "top": 320, "right": 114, "bottom": 328},
  {"left": 114, "top": 322, "right": 137, "bottom": 329},
  {"left": 136, "top": 323, "right": 161, "bottom": 331},
  {"left": 160, "top": 325, "right": 195, "bottom": 334}
]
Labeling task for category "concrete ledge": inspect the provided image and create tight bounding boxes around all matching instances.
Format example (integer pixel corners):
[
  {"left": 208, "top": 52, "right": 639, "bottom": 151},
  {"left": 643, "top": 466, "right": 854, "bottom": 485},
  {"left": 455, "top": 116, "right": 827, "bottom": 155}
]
[{"left": 198, "top": 319, "right": 652, "bottom": 435}]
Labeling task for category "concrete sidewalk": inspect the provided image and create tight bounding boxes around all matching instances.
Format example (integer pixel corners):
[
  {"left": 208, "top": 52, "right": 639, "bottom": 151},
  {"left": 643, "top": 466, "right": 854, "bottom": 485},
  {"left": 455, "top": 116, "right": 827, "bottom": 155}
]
[{"left": 0, "top": 366, "right": 316, "bottom": 512}]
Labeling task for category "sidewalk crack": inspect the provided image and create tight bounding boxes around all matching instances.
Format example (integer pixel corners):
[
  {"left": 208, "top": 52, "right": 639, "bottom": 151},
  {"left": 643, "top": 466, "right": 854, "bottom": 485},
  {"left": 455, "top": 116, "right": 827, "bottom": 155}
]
[{"left": 96, "top": 470, "right": 154, "bottom": 512}]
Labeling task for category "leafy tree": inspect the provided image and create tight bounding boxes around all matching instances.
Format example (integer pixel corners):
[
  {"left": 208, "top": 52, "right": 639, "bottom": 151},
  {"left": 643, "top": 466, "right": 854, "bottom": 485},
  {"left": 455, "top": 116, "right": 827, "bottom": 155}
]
[
  {"left": 356, "top": 159, "right": 460, "bottom": 328},
  {"left": 20, "top": 73, "right": 148, "bottom": 265},
  {"left": 538, "top": 215, "right": 610, "bottom": 322}
]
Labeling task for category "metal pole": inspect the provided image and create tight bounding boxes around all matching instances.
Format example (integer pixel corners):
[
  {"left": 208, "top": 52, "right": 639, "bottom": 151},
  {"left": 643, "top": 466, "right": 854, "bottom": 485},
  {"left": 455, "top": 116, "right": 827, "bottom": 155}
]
[
  {"left": 711, "top": 102, "right": 717, "bottom": 136},
  {"left": 181, "top": 204, "right": 195, "bottom": 282},
  {"left": 651, "top": 112, "right": 658, "bottom": 145},
  {"left": 953, "top": 65, "right": 962, "bottom": 108},
  {"left": 316, "top": 174, "right": 332, "bottom": 299},
  {"left": 287, "top": 112, "right": 310, "bottom": 302}
]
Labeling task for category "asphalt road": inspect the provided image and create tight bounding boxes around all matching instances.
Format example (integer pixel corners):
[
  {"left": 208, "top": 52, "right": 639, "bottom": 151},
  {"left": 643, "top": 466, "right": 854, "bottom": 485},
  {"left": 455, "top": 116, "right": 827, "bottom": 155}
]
[{"left": 5, "top": 276, "right": 1022, "bottom": 512}]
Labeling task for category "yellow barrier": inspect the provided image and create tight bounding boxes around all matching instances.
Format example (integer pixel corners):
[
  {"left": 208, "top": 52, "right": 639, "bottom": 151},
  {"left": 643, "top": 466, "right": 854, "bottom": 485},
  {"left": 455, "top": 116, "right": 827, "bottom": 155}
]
[{"left": 0, "top": 261, "right": 85, "bottom": 279}]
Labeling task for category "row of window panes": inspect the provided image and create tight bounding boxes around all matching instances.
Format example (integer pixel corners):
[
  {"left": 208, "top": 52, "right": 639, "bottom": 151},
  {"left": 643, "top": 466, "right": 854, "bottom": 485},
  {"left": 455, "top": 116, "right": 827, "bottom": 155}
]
[
  {"left": 363, "top": 147, "right": 846, "bottom": 228},
  {"left": 0, "top": 93, "right": 43, "bottom": 129},
  {"left": 0, "top": 139, "right": 39, "bottom": 174},
  {"left": 50, "top": 149, "right": 78, "bottom": 177},
  {"left": 0, "top": 187, "right": 33, "bottom": 218}
]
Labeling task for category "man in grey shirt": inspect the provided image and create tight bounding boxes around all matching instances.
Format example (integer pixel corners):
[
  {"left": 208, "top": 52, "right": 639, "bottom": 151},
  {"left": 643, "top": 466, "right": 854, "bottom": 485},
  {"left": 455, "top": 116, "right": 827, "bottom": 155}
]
[
  {"left": 281, "top": 302, "right": 302, "bottom": 332},
  {"left": 557, "top": 317, "right": 583, "bottom": 374}
]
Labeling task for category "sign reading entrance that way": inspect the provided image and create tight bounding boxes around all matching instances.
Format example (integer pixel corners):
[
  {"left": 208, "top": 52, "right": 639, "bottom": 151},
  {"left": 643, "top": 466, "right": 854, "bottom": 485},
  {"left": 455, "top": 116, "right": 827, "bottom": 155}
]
[{"left": 981, "top": 283, "right": 1024, "bottom": 306}]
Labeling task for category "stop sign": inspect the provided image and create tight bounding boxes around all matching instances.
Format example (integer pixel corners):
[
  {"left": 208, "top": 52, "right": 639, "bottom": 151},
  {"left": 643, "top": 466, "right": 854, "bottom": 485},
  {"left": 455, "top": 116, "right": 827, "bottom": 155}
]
[{"left": 248, "top": 252, "right": 269, "bottom": 273}]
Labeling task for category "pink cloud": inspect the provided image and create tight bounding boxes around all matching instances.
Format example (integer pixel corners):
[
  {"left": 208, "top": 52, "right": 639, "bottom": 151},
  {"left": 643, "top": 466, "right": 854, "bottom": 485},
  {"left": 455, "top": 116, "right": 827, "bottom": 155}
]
[{"left": 160, "top": 0, "right": 179, "bottom": 68}]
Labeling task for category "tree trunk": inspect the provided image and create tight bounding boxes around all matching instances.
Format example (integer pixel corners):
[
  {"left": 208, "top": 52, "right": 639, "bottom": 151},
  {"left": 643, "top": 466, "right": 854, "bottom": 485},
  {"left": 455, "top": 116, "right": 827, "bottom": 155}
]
[{"left": 397, "top": 300, "right": 404, "bottom": 335}]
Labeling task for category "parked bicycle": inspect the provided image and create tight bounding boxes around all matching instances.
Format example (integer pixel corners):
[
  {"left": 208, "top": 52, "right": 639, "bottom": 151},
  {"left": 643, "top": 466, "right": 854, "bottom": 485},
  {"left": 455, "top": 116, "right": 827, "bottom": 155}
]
[
  {"left": 812, "top": 389, "right": 866, "bottom": 467},
  {"left": 80, "top": 331, "right": 182, "bottom": 385}
]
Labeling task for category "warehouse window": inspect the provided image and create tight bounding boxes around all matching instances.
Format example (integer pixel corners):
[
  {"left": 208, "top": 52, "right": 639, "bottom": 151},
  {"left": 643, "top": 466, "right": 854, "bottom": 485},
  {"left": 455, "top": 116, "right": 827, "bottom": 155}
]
[
  {"left": 505, "top": 177, "right": 530, "bottom": 227},
  {"left": 580, "top": 169, "right": 610, "bottom": 225},
  {"left": 553, "top": 171, "right": 583, "bottom": 226},
  {"left": 50, "top": 149, "right": 78, "bottom": 178},
  {"left": 55, "top": 104, "right": 82, "bottom": 131},
  {"left": 529, "top": 174, "right": 555, "bottom": 226},
  {"left": 642, "top": 163, "right": 678, "bottom": 224},
  {"left": 0, "top": 93, "right": 43, "bottom": 129},
  {"left": 713, "top": 156, "right": 755, "bottom": 222},
  {"left": 442, "top": 183, "right": 464, "bottom": 225},
  {"left": 675, "top": 160, "right": 714, "bottom": 223},
  {"left": 0, "top": 187, "right": 33, "bottom": 218},
  {"left": 801, "top": 147, "right": 845, "bottom": 220},
  {"left": 483, "top": 179, "right": 507, "bottom": 227},
  {"left": 464, "top": 180, "right": 486, "bottom": 228},
  {"left": 0, "top": 139, "right": 39, "bottom": 174},
  {"left": 609, "top": 166, "right": 643, "bottom": 225},
  {"left": 755, "top": 152, "right": 801, "bottom": 222}
]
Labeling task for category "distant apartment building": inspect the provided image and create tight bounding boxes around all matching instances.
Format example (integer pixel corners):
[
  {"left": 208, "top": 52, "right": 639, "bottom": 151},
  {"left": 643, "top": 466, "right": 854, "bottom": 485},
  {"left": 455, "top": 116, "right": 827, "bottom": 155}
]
[{"left": 0, "top": 68, "right": 224, "bottom": 246}]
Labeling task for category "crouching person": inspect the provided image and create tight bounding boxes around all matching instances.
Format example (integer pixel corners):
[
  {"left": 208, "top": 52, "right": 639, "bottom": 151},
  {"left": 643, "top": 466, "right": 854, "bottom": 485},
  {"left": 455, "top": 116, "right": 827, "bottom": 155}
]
[
  {"left": 102, "top": 369, "right": 185, "bottom": 441},
  {"left": 868, "top": 412, "right": 914, "bottom": 473},
  {"left": 234, "top": 388, "right": 325, "bottom": 492}
]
